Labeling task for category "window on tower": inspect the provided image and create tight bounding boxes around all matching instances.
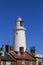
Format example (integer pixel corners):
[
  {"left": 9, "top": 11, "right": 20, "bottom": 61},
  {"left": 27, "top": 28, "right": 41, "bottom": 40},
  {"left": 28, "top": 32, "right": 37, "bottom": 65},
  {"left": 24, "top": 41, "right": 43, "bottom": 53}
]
[{"left": 20, "top": 21, "right": 24, "bottom": 26}]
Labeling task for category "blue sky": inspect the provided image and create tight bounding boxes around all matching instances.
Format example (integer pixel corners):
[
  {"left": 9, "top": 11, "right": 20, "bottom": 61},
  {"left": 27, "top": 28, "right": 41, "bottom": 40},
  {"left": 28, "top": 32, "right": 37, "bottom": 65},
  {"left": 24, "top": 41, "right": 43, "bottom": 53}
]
[{"left": 0, "top": 0, "right": 43, "bottom": 54}]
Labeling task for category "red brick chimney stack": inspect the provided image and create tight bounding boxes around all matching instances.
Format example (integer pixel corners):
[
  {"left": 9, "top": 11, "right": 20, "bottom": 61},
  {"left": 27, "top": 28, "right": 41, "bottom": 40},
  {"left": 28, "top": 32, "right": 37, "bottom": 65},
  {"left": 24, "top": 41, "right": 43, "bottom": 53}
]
[
  {"left": 10, "top": 46, "right": 14, "bottom": 51},
  {"left": 5, "top": 45, "right": 10, "bottom": 53},
  {"left": 30, "top": 46, "right": 36, "bottom": 57},
  {"left": 20, "top": 47, "right": 24, "bottom": 54},
  {"left": 5, "top": 45, "right": 14, "bottom": 53}
]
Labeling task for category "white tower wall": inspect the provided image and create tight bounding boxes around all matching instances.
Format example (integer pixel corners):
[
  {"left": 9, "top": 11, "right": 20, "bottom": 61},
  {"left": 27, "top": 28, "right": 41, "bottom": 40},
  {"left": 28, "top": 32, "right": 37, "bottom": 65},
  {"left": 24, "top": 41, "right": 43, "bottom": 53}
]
[{"left": 13, "top": 17, "right": 26, "bottom": 51}]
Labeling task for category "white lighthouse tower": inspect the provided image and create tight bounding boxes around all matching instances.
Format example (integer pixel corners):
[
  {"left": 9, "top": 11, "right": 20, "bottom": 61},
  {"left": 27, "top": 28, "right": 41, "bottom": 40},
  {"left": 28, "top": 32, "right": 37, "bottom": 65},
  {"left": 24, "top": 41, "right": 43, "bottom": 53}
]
[{"left": 13, "top": 17, "right": 26, "bottom": 51}]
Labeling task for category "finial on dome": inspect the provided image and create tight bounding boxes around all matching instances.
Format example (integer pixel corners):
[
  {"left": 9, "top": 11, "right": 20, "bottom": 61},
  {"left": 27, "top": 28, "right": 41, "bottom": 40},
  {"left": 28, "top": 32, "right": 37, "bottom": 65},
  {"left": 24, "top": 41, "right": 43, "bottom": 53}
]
[{"left": 16, "top": 16, "right": 23, "bottom": 21}]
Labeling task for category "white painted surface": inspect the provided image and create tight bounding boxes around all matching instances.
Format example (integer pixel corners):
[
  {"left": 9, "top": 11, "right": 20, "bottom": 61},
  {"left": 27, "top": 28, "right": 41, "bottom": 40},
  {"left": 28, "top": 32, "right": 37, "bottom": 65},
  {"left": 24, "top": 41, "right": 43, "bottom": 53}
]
[
  {"left": 35, "top": 54, "right": 43, "bottom": 58},
  {"left": 35, "top": 54, "right": 43, "bottom": 65},
  {"left": 13, "top": 17, "right": 26, "bottom": 51},
  {"left": 36, "top": 58, "right": 42, "bottom": 65},
  {"left": 15, "top": 17, "right": 25, "bottom": 30},
  {"left": 6, "top": 62, "right": 11, "bottom": 65}
]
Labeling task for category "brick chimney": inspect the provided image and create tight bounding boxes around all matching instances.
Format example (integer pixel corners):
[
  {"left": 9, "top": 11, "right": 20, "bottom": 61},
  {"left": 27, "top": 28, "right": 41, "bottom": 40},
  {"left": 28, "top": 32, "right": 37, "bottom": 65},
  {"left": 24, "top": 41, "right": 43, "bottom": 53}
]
[
  {"left": 30, "top": 46, "right": 36, "bottom": 57},
  {"left": 20, "top": 47, "right": 24, "bottom": 54},
  {"left": 10, "top": 46, "right": 14, "bottom": 51},
  {"left": 5, "top": 45, "right": 10, "bottom": 53}
]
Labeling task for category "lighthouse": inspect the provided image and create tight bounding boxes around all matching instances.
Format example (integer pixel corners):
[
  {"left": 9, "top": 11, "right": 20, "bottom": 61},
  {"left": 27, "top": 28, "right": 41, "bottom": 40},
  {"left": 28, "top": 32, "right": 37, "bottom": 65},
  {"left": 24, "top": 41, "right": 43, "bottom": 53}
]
[{"left": 13, "top": 17, "right": 26, "bottom": 52}]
